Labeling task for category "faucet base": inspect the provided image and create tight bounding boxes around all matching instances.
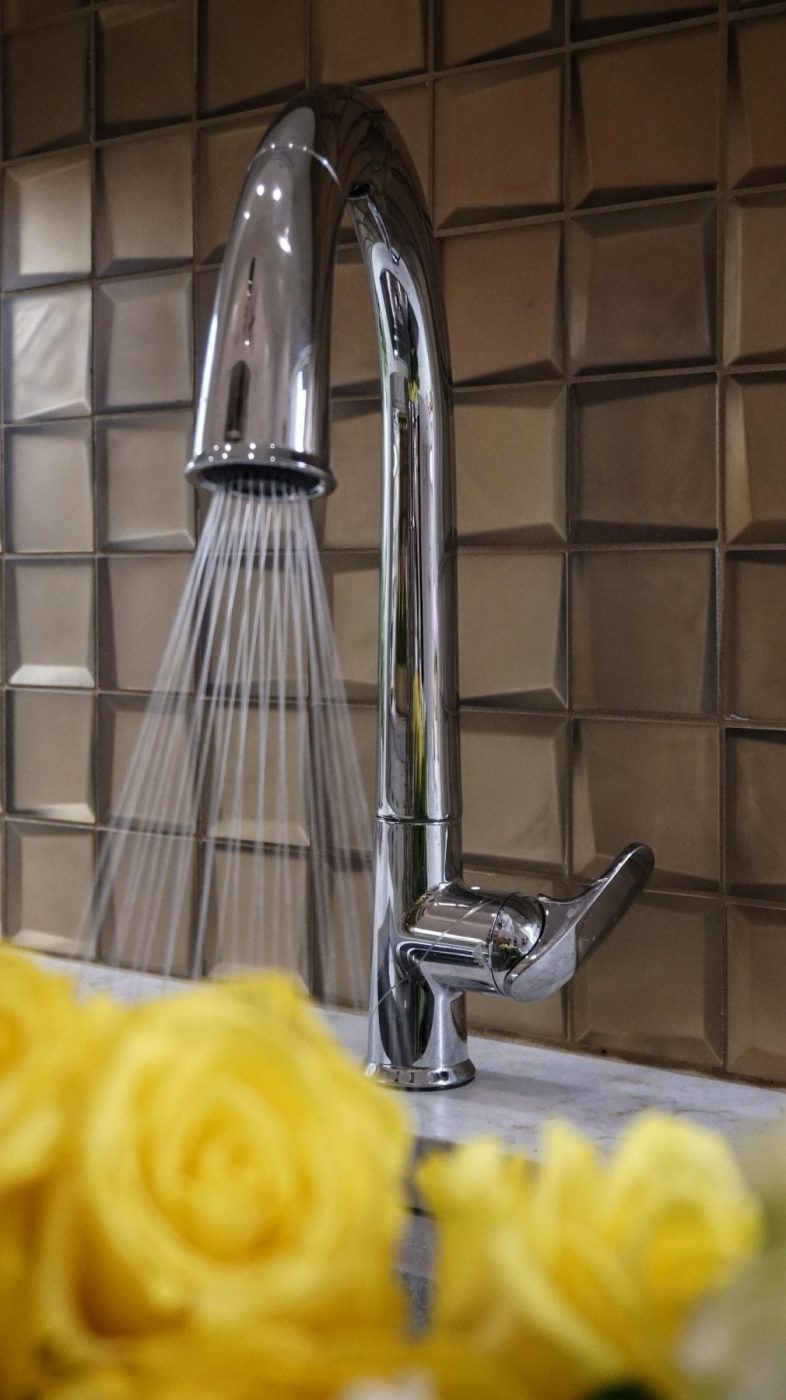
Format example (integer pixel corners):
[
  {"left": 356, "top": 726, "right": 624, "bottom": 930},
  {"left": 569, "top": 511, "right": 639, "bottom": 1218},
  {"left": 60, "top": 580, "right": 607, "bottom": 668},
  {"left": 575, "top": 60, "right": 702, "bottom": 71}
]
[{"left": 365, "top": 1059, "right": 475, "bottom": 1091}]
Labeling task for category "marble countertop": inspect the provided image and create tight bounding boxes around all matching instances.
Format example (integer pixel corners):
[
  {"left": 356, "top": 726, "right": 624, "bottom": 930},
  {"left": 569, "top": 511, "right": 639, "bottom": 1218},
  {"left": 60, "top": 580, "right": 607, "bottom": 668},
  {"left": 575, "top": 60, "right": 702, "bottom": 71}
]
[{"left": 46, "top": 957, "right": 786, "bottom": 1156}]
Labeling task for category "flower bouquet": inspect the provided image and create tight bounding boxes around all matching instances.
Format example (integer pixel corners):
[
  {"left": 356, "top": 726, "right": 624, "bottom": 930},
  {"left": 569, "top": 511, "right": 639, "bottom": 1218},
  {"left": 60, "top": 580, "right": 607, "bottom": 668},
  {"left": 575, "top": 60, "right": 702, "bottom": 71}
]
[{"left": 0, "top": 944, "right": 777, "bottom": 1400}]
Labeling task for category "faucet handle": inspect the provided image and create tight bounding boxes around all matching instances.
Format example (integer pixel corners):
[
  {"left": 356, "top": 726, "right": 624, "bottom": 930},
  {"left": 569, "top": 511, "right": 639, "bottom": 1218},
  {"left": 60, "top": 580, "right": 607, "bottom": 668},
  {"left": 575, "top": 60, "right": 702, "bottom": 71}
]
[{"left": 495, "top": 843, "right": 654, "bottom": 1004}]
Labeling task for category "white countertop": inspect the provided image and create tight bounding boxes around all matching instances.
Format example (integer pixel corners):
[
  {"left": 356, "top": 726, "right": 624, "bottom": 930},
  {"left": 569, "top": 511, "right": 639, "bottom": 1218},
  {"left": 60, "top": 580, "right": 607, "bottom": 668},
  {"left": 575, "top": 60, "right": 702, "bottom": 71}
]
[{"left": 46, "top": 958, "right": 786, "bottom": 1156}]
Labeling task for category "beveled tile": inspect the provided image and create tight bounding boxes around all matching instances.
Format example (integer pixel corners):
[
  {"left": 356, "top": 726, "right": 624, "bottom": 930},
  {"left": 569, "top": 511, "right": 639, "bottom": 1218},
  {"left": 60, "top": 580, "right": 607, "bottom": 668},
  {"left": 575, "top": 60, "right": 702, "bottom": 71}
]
[
  {"left": 206, "top": 846, "right": 309, "bottom": 977},
  {"left": 6, "top": 820, "right": 93, "bottom": 954},
  {"left": 572, "top": 28, "right": 717, "bottom": 206},
  {"left": 96, "top": 0, "right": 193, "bottom": 136},
  {"left": 729, "top": 14, "right": 786, "bottom": 189},
  {"left": 323, "top": 401, "right": 381, "bottom": 550},
  {"left": 94, "top": 272, "right": 192, "bottom": 412},
  {"left": 727, "top": 903, "right": 786, "bottom": 1079},
  {"left": 443, "top": 224, "right": 563, "bottom": 385},
  {"left": 342, "top": 705, "right": 377, "bottom": 851},
  {"left": 573, "top": 0, "right": 716, "bottom": 36},
  {"left": 435, "top": 60, "right": 562, "bottom": 229},
  {"left": 96, "top": 129, "right": 193, "bottom": 276},
  {"left": 3, "top": 150, "right": 91, "bottom": 290},
  {"left": 572, "top": 378, "right": 717, "bottom": 542},
  {"left": 459, "top": 552, "right": 566, "bottom": 708},
  {"left": 8, "top": 689, "right": 93, "bottom": 823},
  {"left": 199, "top": 0, "right": 304, "bottom": 115},
  {"left": 726, "top": 555, "right": 786, "bottom": 722},
  {"left": 207, "top": 706, "right": 309, "bottom": 849},
  {"left": 6, "top": 559, "right": 93, "bottom": 687},
  {"left": 5, "top": 422, "right": 93, "bottom": 553},
  {"left": 331, "top": 249, "right": 379, "bottom": 394},
  {"left": 97, "top": 828, "right": 193, "bottom": 975},
  {"left": 573, "top": 890, "right": 723, "bottom": 1068},
  {"left": 436, "top": 0, "right": 563, "bottom": 67},
  {"left": 195, "top": 268, "right": 220, "bottom": 382},
  {"left": 5, "top": 0, "right": 86, "bottom": 25},
  {"left": 4, "top": 286, "right": 91, "bottom": 422},
  {"left": 466, "top": 866, "right": 566, "bottom": 1042},
  {"left": 461, "top": 712, "right": 566, "bottom": 868},
  {"left": 725, "top": 195, "right": 786, "bottom": 364},
  {"left": 726, "top": 375, "right": 786, "bottom": 542},
  {"left": 727, "top": 730, "right": 786, "bottom": 898},
  {"left": 570, "top": 201, "right": 716, "bottom": 372},
  {"left": 96, "top": 412, "right": 195, "bottom": 552},
  {"left": 312, "top": 0, "right": 426, "bottom": 83},
  {"left": 196, "top": 114, "right": 269, "bottom": 264},
  {"left": 2, "top": 11, "right": 89, "bottom": 157},
  {"left": 456, "top": 385, "right": 566, "bottom": 545},
  {"left": 571, "top": 550, "right": 716, "bottom": 715},
  {"left": 322, "top": 555, "right": 379, "bottom": 701},
  {"left": 99, "top": 555, "right": 191, "bottom": 692},
  {"left": 377, "top": 85, "right": 430, "bottom": 207},
  {"left": 98, "top": 694, "right": 194, "bottom": 833},
  {"left": 573, "top": 719, "right": 719, "bottom": 890},
  {"left": 323, "top": 853, "right": 373, "bottom": 1009}
]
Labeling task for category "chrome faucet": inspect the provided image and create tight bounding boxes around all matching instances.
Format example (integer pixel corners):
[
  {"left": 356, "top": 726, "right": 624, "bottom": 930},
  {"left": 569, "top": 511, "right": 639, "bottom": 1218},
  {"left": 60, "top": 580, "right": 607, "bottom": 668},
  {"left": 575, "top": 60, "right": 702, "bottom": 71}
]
[{"left": 187, "top": 86, "right": 654, "bottom": 1089}]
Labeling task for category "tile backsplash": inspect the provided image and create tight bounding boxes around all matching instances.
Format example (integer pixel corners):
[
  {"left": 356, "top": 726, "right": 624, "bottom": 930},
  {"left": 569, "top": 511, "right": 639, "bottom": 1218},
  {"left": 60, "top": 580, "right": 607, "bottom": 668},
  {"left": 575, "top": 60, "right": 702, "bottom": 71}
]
[{"left": 3, "top": 0, "right": 786, "bottom": 1087}]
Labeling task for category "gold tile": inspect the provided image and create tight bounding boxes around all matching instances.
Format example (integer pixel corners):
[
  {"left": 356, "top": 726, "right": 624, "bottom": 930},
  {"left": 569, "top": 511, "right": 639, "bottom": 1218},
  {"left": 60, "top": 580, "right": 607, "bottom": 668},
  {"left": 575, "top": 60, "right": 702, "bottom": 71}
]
[
  {"left": 312, "top": 0, "right": 426, "bottom": 83},
  {"left": 573, "top": 719, "right": 719, "bottom": 890},
  {"left": 726, "top": 554, "right": 786, "bottom": 722},
  {"left": 725, "top": 195, "right": 786, "bottom": 364},
  {"left": 96, "top": 129, "right": 193, "bottom": 276},
  {"left": 6, "top": 559, "right": 94, "bottom": 688},
  {"left": 377, "top": 84, "right": 430, "bottom": 205},
  {"left": 96, "top": 412, "right": 196, "bottom": 552},
  {"left": 727, "top": 730, "right": 786, "bottom": 898},
  {"left": 98, "top": 694, "right": 195, "bottom": 835},
  {"left": 456, "top": 385, "right": 566, "bottom": 545},
  {"left": 3, "top": 149, "right": 91, "bottom": 290},
  {"left": 330, "top": 249, "right": 379, "bottom": 394},
  {"left": 2, "top": 12, "right": 89, "bottom": 157},
  {"left": 96, "top": 0, "right": 193, "bottom": 136},
  {"left": 323, "top": 555, "right": 379, "bottom": 701},
  {"left": 573, "top": 890, "right": 723, "bottom": 1067},
  {"left": 443, "top": 224, "right": 563, "bottom": 384},
  {"left": 573, "top": 0, "right": 716, "bottom": 35},
  {"left": 4, "top": 285, "right": 92, "bottom": 422},
  {"left": 435, "top": 60, "right": 562, "bottom": 229},
  {"left": 94, "top": 272, "right": 193, "bottom": 412},
  {"left": 461, "top": 712, "right": 566, "bottom": 868},
  {"left": 727, "top": 903, "right": 786, "bottom": 1080},
  {"left": 208, "top": 706, "right": 310, "bottom": 850},
  {"left": 729, "top": 14, "right": 786, "bottom": 189},
  {"left": 323, "top": 401, "right": 381, "bottom": 550},
  {"left": 198, "top": 0, "right": 304, "bottom": 115},
  {"left": 572, "top": 28, "right": 717, "bottom": 205},
  {"left": 5, "top": 422, "right": 93, "bottom": 553},
  {"left": 459, "top": 552, "right": 566, "bottom": 708},
  {"left": 99, "top": 555, "right": 192, "bottom": 692},
  {"left": 196, "top": 114, "right": 270, "bottom": 264},
  {"left": 6, "top": 820, "right": 93, "bottom": 955},
  {"left": 323, "top": 854, "right": 373, "bottom": 1011},
  {"left": 436, "top": 0, "right": 562, "bottom": 67},
  {"left": 571, "top": 550, "right": 716, "bottom": 714},
  {"left": 8, "top": 689, "right": 93, "bottom": 823},
  {"left": 726, "top": 375, "right": 786, "bottom": 542},
  {"left": 97, "top": 828, "right": 193, "bottom": 975},
  {"left": 573, "top": 378, "right": 717, "bottom": 542},
  {"left": 206, "top": 846, "right": 309, "bottom": 978},
  {"left": 571, "top": 201, "right": 716, "bottom": 372}
]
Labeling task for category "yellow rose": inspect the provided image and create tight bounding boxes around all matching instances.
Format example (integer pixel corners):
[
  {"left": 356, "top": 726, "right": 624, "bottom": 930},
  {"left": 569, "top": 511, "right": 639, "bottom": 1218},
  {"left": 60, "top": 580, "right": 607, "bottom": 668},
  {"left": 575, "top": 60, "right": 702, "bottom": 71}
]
[
  {"left": 419, "top": 1113, "right": 761, "bottom": 1400},
  {"left": 25, "top": 973, "right": 411, "bottom": 1388}
]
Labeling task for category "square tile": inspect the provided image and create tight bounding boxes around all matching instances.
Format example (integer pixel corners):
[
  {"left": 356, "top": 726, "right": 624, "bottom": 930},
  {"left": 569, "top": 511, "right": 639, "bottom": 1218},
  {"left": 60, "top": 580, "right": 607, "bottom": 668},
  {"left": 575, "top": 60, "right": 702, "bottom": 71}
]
[
  {"left": 726, "top": 555, "right": 786, "bottom": 722},
  {"left": 435, "top": 60, "right": 562, "bottom": 229},
  {"left": 5, "top": 422, "right": 93, "bottom": 553},
  {"left": 573, "top": 719, "right": 719, "bottom": 890},
  {"left": 323, "top": 401, "right": 381, "bottom": 550},
  {"left": 99, "top": 555, "right": 192, "bottom": 692},
  {"left": 6, "top": 559, "right": 94, "bottom": 687},
  {"left": 323, "top": 853, "right": 373, "bottom": 1009},
  {"left": 727, "top": 903, "right": 786, "bottom": 1080},
  {"left": 4, "top": 286, "right": 92, "bottom": 421},
  {"left": 97, "top": 828, "right": 194, "bottom": 975},
  {"left": 4, "top": 0, "right": 87, "bottom": 25},
  {"left": 312, "top": 0, "right": 426, "bottom": 83},
  {"left": 206, "top": 706, "right": 309, "bottom": 850},
  {"left": 572, "top": 378, "right": 717, "bottom": 542},
  {"left": 8, "top": 689, "right": 94, "bottom": 823},
  {"left": 98, "top": 694, "right": 195, "bottom": 834},
  {"left": 2, "top": 12, "right": 89, "bottom": 157},
  {"left": 573, "top": 890, "right": 723, "bottom": 1068},
  {"left": 377, "top": 85, "right": 431, "bottom": 208},
  {"left": 94, "top": 272, "right": 192, "bottom": 412},
  {"left": 727, "top": 730, "right": 786, "bottom": 898},
  {"left": 96, "top": 130, "right": 193, "bottom": 276},
  {"left": 96, "top": 0, "right": 193, "bottom": 136},
  {"left": 573, "top": 0, "right": 716, "bottom": 36},
  {"left": 97, "top": 412, "right": 195, "bottom": 552},
  {"left": 197, "top": 115, "right": 269, "bottom": 264},
  {"left": 459, "top": 552, "right": 566, "bottom": 708},
  {"left": 330, "top": 249, "right": 380, "bottom": 394},
  {"left": 436, "top": 0, "right": 563, "bottom": 67},
  {"left": 570, "top": 201, "right": 716, "bottom": 372},
  {"left": 729, "top": 14, "right": 786, "bottom": 189},
  {"left": 322, "top": 555, "right": 379, "bottom": 701},
  {"left": 465, "top": 866, "right": 566, "bottom": 1042},
  {"left": 443, "top": 224, "right": 563, "bottom": 384},
  {"left": 199, "top": 0, "right": 304, "bottom": 115},
  {"left": 572, "top": 28, "right": 717, "bottom": 206},
  {"left": 456, "top": 385, "right": 566, "bottom": 544},
  {"left": 3, "top": 149, "right": 91, "bottom": 289},
  {"left": 725, "top": 195, "right": 786, "bottom": 364},
  {"left": 571, "top": 550, "right": 716, "bottom": 714},
  {"left": 195, "top": 268, "right": 220, "bottom": 382},
  {"left": 461, "top": 712, "right": 566, "bottom": 868},
  {"left": 205, "top": 845, "right": 309, "bottom": 977},
  {"left": 726, "top": 374, "right": 786, "bottom": 542},
  {"left": 6, "top": 820, "right": 93, "bottom": 954}
]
